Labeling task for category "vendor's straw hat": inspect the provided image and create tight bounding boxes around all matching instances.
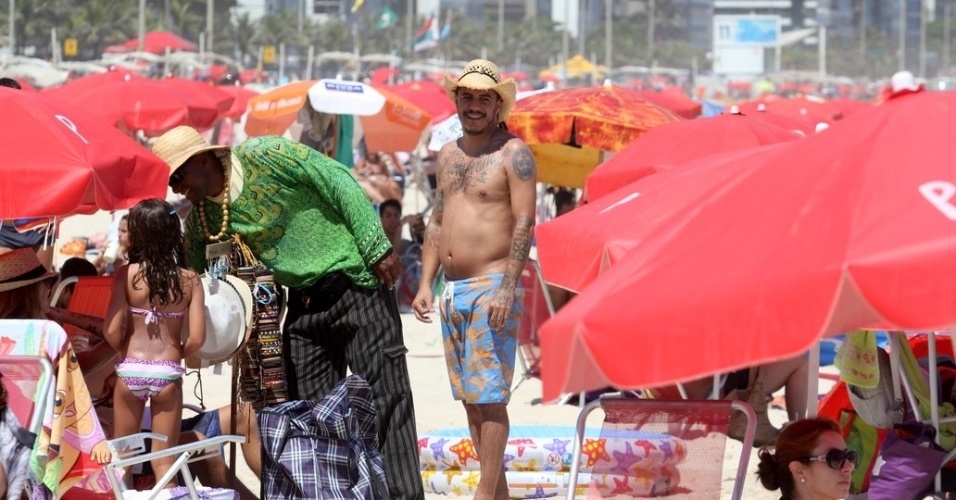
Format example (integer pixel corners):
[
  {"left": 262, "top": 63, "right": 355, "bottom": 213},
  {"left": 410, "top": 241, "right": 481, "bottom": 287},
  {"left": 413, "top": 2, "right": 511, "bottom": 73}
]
[
  {"left": 152, "top": 126, "right": 229, "bottom": 176},
  {"left": 0, "top": 248, "right": 56, "bottom": 293},
  {"left": 443, "top": 59, "right": 517, "bottom": 122},
  {"left": 183, "top": 274, "right": 254, "bottom": 367}
]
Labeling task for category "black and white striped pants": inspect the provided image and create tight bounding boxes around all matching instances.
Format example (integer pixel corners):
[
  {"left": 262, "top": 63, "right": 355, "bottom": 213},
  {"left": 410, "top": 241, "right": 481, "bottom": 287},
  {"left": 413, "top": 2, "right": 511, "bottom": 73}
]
[{"left": 283, "top": 277, "right": 425, "bottom": 500}]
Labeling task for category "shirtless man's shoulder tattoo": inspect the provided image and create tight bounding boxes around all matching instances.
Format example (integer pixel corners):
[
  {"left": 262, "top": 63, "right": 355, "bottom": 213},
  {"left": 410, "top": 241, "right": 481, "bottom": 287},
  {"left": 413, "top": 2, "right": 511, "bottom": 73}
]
[{"left": 511, "top": 145, "right": 535, "bottom": 181}]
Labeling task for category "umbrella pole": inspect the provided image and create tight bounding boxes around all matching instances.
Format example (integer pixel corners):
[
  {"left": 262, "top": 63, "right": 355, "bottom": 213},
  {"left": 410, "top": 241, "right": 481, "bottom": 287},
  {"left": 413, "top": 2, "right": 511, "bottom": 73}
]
[
  {"left": 806, "top": 342, "right": 820, "bottom": 418},
  {"left": 413, "top": 155, "right": 423, "bottom": 213},
  {"left": 228, "top": 352, "right": 238, "bottom": 484},
  {"left": 537, "top": 185, "right": 550, "bottom": 224},
  {"left": 930, "top": 331, "right": 941, "bottom": 492}
]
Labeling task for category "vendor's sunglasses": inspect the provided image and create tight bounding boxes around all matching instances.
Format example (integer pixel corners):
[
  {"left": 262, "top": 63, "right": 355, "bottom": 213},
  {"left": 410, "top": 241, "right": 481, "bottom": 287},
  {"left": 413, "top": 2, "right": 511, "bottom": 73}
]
[
  {"left": 168, "top": 168, "right": 186, "bottom": 187},
  {"left": 169, "top": 156, "right": 202, "bottom": 187},
  {"left": 806, "top": 449, "right": 858, "bottom": 469}
]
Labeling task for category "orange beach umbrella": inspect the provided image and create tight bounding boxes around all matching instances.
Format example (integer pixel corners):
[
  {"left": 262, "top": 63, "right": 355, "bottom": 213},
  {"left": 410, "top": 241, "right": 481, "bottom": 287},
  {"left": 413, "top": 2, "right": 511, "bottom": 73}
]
[
  {"left": 244, "top": 80, "right": 317, "bottom": 136},
  {"left": 245, "top": 80, "right": 431, "bottom": 152},
  {"left": 506, "top": 84, "right": 683, "bottom": 188}
]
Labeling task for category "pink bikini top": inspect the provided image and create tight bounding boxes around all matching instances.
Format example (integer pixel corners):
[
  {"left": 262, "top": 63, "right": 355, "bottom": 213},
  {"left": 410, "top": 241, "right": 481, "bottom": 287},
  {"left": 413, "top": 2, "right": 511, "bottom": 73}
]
[{"left": 129, "top": 306, "right": 186, "bottom": 324}]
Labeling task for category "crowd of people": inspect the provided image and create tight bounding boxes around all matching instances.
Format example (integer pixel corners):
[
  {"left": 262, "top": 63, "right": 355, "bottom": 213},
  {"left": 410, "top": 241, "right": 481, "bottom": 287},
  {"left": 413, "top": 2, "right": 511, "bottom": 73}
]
[{"left": 0, "top": 57, "right": 867, "bottom": 500}]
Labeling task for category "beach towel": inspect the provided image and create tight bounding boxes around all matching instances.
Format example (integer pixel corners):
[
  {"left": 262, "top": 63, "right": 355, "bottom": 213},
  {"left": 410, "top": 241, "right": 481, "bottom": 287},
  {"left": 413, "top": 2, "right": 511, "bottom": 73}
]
[
  {"left": 0, "top": 320, "right": 111, "bottom": 498},
  {"left": 846, "top": 347, "right": 904, "bottom": 429},
  {"left": 836, "top": 330, "right": 880, "bottom": 389}
]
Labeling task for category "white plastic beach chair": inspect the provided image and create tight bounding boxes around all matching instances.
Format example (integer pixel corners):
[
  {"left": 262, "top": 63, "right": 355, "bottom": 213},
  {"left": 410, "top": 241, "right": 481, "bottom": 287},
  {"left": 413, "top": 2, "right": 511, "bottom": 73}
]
[{"left": 105, "top": 433, "right": 246, "bottom": 500}]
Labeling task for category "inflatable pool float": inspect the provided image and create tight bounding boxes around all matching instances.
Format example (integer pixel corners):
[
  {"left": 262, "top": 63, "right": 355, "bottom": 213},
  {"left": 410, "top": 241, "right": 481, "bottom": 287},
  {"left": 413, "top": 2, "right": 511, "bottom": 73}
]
[{"left": 419, "top": 425, "right": 687, "bottom": 498}]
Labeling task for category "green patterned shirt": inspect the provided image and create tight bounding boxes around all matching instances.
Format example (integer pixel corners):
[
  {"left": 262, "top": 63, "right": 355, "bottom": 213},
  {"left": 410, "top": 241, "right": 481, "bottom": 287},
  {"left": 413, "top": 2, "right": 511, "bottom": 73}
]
[{"left": 184, "top": 136, "right": 391, "bottom": 289}]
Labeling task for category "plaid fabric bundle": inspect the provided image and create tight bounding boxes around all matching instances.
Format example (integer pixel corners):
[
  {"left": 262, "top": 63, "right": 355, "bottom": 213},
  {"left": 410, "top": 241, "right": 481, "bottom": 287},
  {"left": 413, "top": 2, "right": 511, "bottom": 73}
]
[{"left": 258, "top": 375, "right": 389, "bottom": 499}]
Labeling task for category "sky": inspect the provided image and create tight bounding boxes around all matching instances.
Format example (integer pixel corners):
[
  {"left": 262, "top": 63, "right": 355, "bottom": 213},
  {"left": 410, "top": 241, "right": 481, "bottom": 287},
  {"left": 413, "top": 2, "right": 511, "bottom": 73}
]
[{"left": 235, "top": 0, "right": 266, "bottom": 20}]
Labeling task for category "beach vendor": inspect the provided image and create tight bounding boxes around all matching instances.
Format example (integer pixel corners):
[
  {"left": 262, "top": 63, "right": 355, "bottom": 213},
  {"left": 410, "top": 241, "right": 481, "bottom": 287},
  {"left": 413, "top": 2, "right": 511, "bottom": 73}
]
[
  {"left": 151, "top": 127, "right": 424, "bottom": 500},
  {"left": 412, "top": 58, "right": 537, "bottom": 499}
]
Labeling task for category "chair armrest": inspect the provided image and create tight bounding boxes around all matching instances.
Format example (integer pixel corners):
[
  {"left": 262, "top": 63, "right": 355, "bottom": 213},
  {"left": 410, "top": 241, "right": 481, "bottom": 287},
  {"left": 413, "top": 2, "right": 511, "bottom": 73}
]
[
  {"left": 183, "top": 403, "right": 205, "bottom": 415},
  {"left": 107, "top": 432, "right": 168, "bottom": 461},
  {"left": 107, "top": 435, "right": 246, "bottom": 470}
]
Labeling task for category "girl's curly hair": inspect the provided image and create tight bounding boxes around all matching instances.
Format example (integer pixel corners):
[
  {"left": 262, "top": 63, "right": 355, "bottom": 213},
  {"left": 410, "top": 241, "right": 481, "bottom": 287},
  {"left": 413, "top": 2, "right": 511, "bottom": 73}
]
[{"left": 126, "top": 198, "right": 188, "bottom": 305}]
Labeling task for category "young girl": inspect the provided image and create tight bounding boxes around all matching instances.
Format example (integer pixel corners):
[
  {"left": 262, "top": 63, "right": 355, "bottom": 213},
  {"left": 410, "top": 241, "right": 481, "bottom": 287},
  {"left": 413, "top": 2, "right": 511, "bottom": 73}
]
[
  {"left": 97, "top": 214, "right": 129, "bottom": 275},
  {"left": 103, "top": 199, "right": 205, "bottom": 487}
]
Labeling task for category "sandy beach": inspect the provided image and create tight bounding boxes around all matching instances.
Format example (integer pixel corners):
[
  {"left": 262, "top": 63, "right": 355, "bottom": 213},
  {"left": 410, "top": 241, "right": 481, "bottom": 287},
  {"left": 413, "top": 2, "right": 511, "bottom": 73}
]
[
  {"left": 175, "top": 311, "right": 805, "bottom": 499},
  {"left": 57, "top": 189, "right": 812, "bottom": 499}
]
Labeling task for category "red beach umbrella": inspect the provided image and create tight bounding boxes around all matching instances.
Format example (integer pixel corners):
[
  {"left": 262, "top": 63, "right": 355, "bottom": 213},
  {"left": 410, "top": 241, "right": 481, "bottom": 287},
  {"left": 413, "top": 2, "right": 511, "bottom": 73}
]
[
  {"left": 537, "top": 88, "right": 956, "bottom": 400},
  {"left": 0, "top": 87, "right": 169, "bottom": 218},
  {"left": 633, "top": 89, "right": 702, "bottom": 119},
  {"left": 105, "top": 30, "right": 198, "bottom": 55},
  {"left": 160, "top": 76, "right": 236, "bottom": 128},
  {"left": 69, "top": 76, "right": 196, "bottom": 136},
  {"left": 585, "top": 111, "right": 802, "bottom": 201},
  {"left": 42, "top": 68, "right": 140, "bottom": 98},
  {"left": 216, "top": 84, "right": 259, "bottom": 119},
  {"left": 738, "top": 97, "right": 840, "bottom": 125}
]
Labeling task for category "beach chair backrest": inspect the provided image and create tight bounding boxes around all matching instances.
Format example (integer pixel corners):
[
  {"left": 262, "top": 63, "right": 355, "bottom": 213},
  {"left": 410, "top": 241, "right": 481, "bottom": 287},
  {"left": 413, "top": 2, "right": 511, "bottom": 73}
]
[
  {"left": 567, "top": 396, "right": 755, "bottom": 500},
  {"left": 0, "top": 355, "right": 53, "bottom": 434},
  {"left": 52, "top": 275, "right": 113, "bottom": 339}
]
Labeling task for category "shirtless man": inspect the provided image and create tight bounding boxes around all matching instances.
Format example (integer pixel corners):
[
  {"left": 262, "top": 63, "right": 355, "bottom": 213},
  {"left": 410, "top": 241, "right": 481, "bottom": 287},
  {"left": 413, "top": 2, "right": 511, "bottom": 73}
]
[{"left": 413, "top": 59, "right": 536, "bottom": 500}]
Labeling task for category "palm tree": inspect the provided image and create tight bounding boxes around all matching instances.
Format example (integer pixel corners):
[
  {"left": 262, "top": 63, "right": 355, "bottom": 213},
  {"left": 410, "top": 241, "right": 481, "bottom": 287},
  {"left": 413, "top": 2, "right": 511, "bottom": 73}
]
[
  {"left": 504, "top": 18, "right": 565, "bottom": 68},
  {"left": 62, "top": 0, "right": 138, "bottom": 58},
  {"left": 253, "top": 12, "right": 308, "bottom": 48},
  {"left": 166, "top": 0, "right": 237, "bottom": 50},
  {"left": 11, "top": 0, "right": 69, "bottom": 57},
  {"left": 225, "top": 11, "right": 256, "bottom": 63}
]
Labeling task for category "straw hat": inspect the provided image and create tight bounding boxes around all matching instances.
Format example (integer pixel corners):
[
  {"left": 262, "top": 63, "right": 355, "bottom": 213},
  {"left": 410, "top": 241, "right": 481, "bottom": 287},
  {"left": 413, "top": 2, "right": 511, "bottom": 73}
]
[
  {"left": 183, "top": 274, "right": 254, "bottom": 367},
  {"left": 443, "top": 59, "right": 517, "bottom": 122},
  {"left": 0, "top": 248, "right": 56, "bottom": 293},
  {"left": 152, "top": 126, "right": 229, "bottom": 175}
]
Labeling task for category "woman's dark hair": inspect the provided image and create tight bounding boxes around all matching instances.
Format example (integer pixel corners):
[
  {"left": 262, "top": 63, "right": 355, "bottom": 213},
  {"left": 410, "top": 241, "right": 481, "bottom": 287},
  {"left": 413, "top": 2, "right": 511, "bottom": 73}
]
[
  {"left": 756, "top": 418, "right": 841, "bottom": 499},
  {"left": 126, "top": 198, "right": 187, "bottom": 306},
  {"left": 0, "top": 282, "right": 44, "bottom": 319}
]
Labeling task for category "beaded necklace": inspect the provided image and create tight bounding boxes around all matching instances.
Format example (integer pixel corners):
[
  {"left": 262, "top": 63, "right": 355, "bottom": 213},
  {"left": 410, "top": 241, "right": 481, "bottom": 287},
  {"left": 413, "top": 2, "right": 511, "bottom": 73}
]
[{"left": 199, "top": 160, "right": 230, "bottom": 242}]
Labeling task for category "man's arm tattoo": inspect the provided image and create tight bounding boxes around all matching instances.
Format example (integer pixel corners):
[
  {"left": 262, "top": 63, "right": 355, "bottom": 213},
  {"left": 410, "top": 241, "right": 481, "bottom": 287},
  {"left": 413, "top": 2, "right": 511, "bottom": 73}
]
[
  {"left": 502, "top": 214, "right": 535, "bottom": 291},
  {"left": 512, "top": 147, "right": 536, "bottom": 181},
  {"left": 425, "top": 196, "right": 443, "bottom": 251}
]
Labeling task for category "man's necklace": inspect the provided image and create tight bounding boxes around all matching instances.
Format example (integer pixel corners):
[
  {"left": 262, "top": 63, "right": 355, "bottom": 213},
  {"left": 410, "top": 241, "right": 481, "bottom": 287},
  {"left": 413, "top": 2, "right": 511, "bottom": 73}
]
[{"left": 199, "top": 176, "right": 230, "bottom": 242}]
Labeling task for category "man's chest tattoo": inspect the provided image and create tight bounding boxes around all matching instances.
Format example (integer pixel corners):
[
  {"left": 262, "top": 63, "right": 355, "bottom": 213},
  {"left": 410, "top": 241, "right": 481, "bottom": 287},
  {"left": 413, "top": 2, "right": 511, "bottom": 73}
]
[{"left": 447, "top": 153, "right": 496, "bottom": 192}]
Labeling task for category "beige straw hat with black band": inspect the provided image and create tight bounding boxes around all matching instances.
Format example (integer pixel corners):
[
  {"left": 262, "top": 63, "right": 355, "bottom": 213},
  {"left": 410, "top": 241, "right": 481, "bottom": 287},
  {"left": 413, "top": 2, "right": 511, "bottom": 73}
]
[
  {"left": 151, "top": 126, "right": 229, "bottom": 175},
  {"left": 443, "top": 59, "right": 518, "bottom": 122},
  {"left": 0, "top": 248, "right": 57, "bottom": 293}
]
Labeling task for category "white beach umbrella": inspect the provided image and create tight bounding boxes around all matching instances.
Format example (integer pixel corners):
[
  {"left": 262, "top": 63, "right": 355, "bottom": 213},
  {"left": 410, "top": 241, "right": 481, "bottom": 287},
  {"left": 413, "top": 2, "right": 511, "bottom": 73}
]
[{"left": 307, "top": 79, "right": 386, "bottom": 117}]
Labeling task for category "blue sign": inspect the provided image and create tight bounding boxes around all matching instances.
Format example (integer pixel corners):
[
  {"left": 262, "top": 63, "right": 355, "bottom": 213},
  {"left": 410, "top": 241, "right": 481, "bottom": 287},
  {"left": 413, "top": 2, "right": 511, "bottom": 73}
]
[
  {"left": 324, "top": 81, "right": 364, "bottom": 93},
  {"left": 736, "top": 19, "right": 779, "bottom": 44},
  {"left": 714, "top": 16, "right": 780, "bottom": 47}
]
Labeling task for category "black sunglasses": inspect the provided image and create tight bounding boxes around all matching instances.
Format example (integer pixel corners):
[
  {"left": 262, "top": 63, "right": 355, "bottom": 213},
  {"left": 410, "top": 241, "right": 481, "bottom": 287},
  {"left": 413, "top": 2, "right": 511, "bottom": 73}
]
[
  {"left": 806, "top": 448, "right": 858, "bottom": 469},
  {"left": 168, "top": 167, "right": 186, "bottom": 187},
  {"left": 169, "top": 155, "right": 204, "bottom": 187}
]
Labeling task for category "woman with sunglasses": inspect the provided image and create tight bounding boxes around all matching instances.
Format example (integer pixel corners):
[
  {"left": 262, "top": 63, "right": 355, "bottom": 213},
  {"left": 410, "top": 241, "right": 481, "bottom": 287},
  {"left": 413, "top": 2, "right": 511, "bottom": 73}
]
[{"left": 756, "top": 417, "right": 857, "bottom": 499}]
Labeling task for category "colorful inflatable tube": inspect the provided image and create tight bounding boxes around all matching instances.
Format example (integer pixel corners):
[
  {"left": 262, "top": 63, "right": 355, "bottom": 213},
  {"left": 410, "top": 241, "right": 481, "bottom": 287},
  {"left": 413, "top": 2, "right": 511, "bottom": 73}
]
[{"left": 420, "top": 425, "right": 687, "bottom": 498}]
